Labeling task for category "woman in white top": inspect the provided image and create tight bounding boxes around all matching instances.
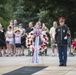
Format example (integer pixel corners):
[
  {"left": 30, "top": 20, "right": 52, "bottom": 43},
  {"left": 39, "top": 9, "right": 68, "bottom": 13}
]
[{"left": 5, "top": 26, "right": 13, "bottom": 56}]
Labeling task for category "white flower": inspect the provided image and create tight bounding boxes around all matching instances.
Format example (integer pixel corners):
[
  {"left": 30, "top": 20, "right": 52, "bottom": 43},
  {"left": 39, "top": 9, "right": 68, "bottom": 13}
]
[
  {"left": 30, "top": 45, "right": 34, "bottom": 51},
  {"left": 26, "top": 30, "right": 48, "bottom": 53}
]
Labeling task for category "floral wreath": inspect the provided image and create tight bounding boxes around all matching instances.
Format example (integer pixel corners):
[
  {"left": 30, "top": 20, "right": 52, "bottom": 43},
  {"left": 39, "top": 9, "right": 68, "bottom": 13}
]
[{"left": 26, "top": 30, "right": 48, "bottom": 55}]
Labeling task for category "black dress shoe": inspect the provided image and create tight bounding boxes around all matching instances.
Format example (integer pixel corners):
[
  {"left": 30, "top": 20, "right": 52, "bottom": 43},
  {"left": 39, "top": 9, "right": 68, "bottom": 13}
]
[
  {"left": 59, "top": 64, "right": 64, "bottom": 66},
  {"left": 63, "top": 64, "right": 67, "bottom": 66}
]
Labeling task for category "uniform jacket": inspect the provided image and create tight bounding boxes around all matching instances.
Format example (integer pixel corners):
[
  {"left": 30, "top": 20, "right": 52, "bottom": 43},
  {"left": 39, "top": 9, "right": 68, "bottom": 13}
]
[{"left": 55, "top": 25, "right": 68, "bottom": 46}]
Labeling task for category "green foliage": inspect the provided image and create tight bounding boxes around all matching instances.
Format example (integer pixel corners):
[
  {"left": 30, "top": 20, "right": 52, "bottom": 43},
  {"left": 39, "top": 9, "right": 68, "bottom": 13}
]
[
  {"left": 0, "top": 17, "right": 9, "bottom": 29},
  {"left": 0, "top": 0, "right": 76, "bottom": 34},
  {"left": 37, "top": 10, "right": 49, "bottom": 22},
  {"left": 13, "top": 0, "right": 39, "bottom": 27}
]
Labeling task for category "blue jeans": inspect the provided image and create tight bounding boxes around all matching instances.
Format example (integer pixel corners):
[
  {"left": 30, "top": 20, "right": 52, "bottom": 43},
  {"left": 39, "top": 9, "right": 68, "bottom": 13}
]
[{"left": 58, "top": 45, "right": 67, "bottom": 65}]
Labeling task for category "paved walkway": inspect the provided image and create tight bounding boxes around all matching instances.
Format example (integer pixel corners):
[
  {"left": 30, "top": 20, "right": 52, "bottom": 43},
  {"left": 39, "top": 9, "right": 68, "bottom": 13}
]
[{"left": 0, "top": 48, "right": 76, "bottom": 75}]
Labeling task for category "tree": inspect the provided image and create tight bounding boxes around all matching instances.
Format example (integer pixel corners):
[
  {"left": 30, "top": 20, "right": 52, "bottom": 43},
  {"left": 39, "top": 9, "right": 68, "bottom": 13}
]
[
  {"left": 14, "top": 0, "right": 39, "bottom": 27},
  {"left": 0, "top": 0, "right": 76, "bottom": 37}
]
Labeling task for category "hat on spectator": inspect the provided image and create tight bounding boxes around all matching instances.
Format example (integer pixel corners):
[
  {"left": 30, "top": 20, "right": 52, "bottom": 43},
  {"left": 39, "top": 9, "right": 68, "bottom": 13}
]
[{"left": 19, "top": 23, "right": 23, "bottom": 26}]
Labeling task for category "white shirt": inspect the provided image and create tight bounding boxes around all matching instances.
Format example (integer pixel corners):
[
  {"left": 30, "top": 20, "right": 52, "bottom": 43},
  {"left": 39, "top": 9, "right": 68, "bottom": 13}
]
[
  {"left": 6, "top": 31, "right": 13, "bottom": 41},
  {"left": 49, "top": 27, "right": 56, "bottom": 41},
  {"left": 15, "top": 34, "right": 21, "bottom": 44}
]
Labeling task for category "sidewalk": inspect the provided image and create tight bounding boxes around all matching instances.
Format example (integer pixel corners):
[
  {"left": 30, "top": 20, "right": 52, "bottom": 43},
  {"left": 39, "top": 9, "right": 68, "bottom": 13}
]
[{"left": 0, "top": 48, "right": 76, "bottom": 75}]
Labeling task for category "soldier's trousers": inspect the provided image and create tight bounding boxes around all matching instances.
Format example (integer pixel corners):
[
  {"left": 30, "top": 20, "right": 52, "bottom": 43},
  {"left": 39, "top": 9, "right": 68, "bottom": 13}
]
[{"left": 58, "top": 45, "right": 67, "bottom": 65}]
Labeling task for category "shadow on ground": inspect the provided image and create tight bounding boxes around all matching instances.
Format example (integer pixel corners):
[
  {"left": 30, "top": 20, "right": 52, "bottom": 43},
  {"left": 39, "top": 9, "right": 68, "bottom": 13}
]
[{"left": 3, "top": 66, "right": 47, "bottom": 75}]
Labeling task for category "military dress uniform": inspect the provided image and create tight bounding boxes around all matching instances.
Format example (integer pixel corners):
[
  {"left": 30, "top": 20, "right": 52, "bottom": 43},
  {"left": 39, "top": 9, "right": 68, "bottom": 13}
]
[{"left": 55, "top": 17, "right": 68, "bottom": 66}]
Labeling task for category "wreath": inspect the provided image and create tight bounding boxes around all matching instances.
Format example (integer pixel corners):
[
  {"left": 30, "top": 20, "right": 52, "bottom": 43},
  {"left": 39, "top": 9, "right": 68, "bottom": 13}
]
[{"left": 26, "top": 30, "right": 48, "bottom": 55}]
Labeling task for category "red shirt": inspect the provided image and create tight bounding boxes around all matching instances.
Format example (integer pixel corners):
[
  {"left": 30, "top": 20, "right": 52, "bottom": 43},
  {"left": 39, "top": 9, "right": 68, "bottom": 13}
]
[{"left": 72, "top": 42, "right": 76, "bottom": 47}]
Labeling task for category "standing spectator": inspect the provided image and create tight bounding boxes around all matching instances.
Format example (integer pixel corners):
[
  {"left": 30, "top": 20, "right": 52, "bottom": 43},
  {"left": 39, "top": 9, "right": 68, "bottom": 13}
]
[
  {"left": 19, "top": 23, "right": 26, "bottom": 56},
  {"left": 13, "top": 20, "right": 19, "bottom": 32},
  {"left": 0, "top": 23, "right": 6, "bottom": 56},
  {"left": 26, "top": 22, "right": 33, "bottom": 35},
  {"left": 9, "top": 20, "right": 14, "bottom": 28},
  {"left": 5, "top": 26, "right": 14, "bottom": 56},
  {"left": 41, "top": 23, "right": 49, "bottom": 55},
  {"left": 37, "top": 21, "right": 42, "bottom": 29},
  {"left": 49, "top": 21, "right": 58, "bottom": 56},
  {"left": 9, "top": 20, "right": 14, "bottom": 54},
  {"left": 26, "top": 22, "right": 34, "bottom": 56},
  {"left": 13, "top": 20, "right": 19, "bottom": 54},
  {"left": 55, "top": 17, "right": 68, "bottom": 66}
]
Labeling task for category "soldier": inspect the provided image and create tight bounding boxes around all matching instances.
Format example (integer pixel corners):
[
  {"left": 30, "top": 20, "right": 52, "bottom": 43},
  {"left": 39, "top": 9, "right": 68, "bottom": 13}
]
[{"left": 55, "top": 17, "right": 68, "bottom": 66}]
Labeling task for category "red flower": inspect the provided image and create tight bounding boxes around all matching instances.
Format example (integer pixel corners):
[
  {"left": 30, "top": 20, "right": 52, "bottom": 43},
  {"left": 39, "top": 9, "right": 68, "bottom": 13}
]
[
  {"left": 43, "top": 35, "right": 46, "bottom": 38},
  {"left": 28, "top": 40, "right": 29, "bottom": 43},
  {"left": 30, "top": 33, "right": 33, "bottom": 35},
  {"left": 28, "top": 44, "right": 31, "bottom": 46}
]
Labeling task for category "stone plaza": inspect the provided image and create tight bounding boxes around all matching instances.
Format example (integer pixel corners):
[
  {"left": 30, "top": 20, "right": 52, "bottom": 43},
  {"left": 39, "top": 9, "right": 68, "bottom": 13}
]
[{"left": 0, "top": 48, "right": 76, "bottom": 75}]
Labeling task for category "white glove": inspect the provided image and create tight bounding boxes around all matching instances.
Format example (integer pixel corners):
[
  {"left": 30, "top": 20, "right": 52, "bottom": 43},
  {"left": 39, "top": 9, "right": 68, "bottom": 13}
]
[{"left": 64, "top": 36, "right": 67, "bottom": 40}]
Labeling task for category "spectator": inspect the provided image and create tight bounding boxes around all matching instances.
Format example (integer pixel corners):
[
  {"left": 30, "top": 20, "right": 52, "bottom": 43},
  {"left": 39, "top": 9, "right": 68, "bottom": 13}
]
[
  {"left": 5, "top": 26, "right": 14, "bottom": 56},
  {"left": 41, "top": 23, "right": 49, "bottom": 56},
  {"left": 71, "top": 38, "right": 76, "bottom": 54},
  {"left": 9, "top": 20, "right": 14, "bottom": 28},
  {"left": 49, "top": 21, "right": 58, "bottom": 56},
  {"left": 14, "top": 30, "right": 22, "bottom": 56},
  {"left": 0, "top": 23, "right": 6, "bottom": 56},
  {"left": 13, "top": 20, "right": 19, "bottom": 32},
  {"left": 13, "top": 20, "right": 19, "bottom": 54},
  {"left": 26, "top": 22, "right": 34, "bottom": 56},
  {"left": 19, "top": 23, "right": 26, "bottom": 56}
]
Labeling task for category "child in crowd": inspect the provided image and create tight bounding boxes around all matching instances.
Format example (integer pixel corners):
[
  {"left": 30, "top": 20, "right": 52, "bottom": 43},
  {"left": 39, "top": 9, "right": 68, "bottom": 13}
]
[
  {"left": 71, "top": 38, "right": 76, "bottom": 54},
  {"left": 14, "top": 30, "right": 22, "bottom": 56}
]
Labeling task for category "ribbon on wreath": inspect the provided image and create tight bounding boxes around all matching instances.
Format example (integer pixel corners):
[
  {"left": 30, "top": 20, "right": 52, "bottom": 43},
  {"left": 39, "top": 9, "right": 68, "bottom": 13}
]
[{"left": 32, "top": 28, "right": 41, "bottom": 63}]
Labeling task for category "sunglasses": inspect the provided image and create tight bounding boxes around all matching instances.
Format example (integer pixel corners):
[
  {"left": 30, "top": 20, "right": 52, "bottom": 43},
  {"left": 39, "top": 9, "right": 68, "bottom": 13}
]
[{"left": 59, "top": 20, "right": 65, "bottom": 23}]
